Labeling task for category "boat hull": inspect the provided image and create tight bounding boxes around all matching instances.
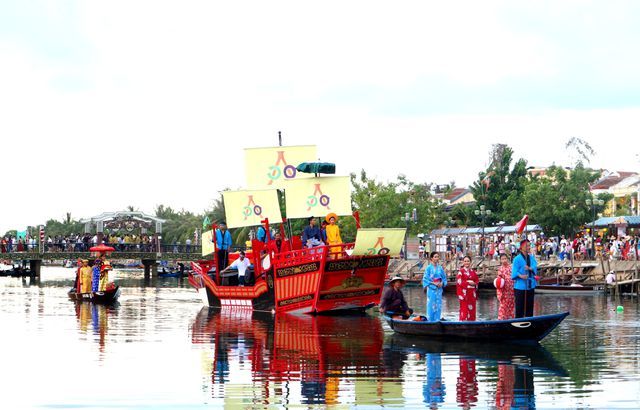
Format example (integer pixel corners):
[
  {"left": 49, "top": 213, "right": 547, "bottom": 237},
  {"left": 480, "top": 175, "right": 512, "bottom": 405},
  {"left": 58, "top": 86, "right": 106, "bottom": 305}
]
[
  {"left": 68, "top": 286, "right": 121, "bottom": 304},
  {"left": 385, "top": 312, "right": 569, "bottom": 342},
  {"left": 535, "top": 285, "right": 604, "bottom": 295}
]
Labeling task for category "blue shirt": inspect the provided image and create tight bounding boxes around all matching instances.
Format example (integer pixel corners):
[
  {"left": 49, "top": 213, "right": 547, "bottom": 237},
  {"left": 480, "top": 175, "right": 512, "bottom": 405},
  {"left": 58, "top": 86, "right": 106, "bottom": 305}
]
[
  {"left": 302, "top": 226, "right": 323, "bottom": 244},
  {"left": 256, "top": 226, "right": 269, "bottom": 243},
  {"left": 422, "top": 264, "right": 447, "bottom": 290},
  {"left": 512, "top": 252, "right": 537, "bottom": 290},
  {"left": 215, "top": 229, "right": 232, "bottom": 251}
]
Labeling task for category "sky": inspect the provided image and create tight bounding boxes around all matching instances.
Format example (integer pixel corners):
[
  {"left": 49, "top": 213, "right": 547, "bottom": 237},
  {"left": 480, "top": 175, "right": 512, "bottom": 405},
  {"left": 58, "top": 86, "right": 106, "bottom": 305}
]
[{"left": 2, "top": 1, "right": 640, "bottom": 234}]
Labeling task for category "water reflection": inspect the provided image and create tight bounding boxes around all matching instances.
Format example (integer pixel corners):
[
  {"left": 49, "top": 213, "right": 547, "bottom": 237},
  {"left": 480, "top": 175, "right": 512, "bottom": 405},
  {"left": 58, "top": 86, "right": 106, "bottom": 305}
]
[
  {"left": 74, "top": 301, "right": 118, "bottom": 354},
  {"left": 191, "top": 309, "right": 393, "bottom": 406}
]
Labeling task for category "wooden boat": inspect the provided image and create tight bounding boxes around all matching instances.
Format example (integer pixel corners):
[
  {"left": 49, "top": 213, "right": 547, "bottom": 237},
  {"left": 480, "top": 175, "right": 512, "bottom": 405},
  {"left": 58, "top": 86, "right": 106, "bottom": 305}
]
[
  {"left": 67, "top": 286, "right": 121, "bottom": 304},
  {"left": 190, "top": 242, "right": 389, "bottom": 314},
  {"left": 535, "top": 283, "right": 604, "bottom": 295},
  {"left": 385, "top": 311, "right": 569, "bottom": 342}
]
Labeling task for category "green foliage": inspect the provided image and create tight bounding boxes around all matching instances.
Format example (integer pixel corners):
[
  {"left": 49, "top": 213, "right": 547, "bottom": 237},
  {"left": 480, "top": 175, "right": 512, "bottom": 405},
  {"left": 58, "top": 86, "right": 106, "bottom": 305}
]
[
  {"left": 470, "top": 144, "right": 528, "bottom": 224},
  {"left": 507, "top": 164, "right": 600, "bottom": 236},
  {"left": 346, "top": 170, "right": 445, "bottom": 240}
]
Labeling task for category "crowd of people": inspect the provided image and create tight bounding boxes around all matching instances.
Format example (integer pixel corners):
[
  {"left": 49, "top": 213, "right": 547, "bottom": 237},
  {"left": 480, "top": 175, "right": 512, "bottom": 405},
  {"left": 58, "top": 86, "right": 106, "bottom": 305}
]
[
  {"left": 432, "top": 232, "right": 640, "bottom": 262},
  {"left": 0, "top": 233, "right": 165, "bottom": 253},
  {"left": 381, "top": 239, "right": 539, "bottom": 322}
]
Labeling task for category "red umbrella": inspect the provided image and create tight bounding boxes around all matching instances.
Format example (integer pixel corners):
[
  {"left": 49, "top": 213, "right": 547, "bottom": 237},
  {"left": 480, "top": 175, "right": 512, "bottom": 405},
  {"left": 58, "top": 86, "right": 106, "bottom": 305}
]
[
  {"left": 515, "top": 215, "right": 529, "bottom": 235},
  {"left": 89, "top": 244, "right": 116, "bottom": 253}
]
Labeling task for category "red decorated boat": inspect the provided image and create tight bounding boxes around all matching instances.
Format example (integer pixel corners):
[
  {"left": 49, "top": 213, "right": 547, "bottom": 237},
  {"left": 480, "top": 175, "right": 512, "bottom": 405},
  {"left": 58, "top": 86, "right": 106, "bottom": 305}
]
[{"left": 188, "top": 144, "right": 404, "bottom": 314}]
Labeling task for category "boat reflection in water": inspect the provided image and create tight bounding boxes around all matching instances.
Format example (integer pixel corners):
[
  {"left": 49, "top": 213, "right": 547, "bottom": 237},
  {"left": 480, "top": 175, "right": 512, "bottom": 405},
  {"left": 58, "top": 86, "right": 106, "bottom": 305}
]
[
  {"left": 389, "top": 335, "right": 567, "bottom": 409},
  {"left": 191, "top": 308, "right": 403, "bottom": 406},
  {"left": 74, "top": 301, "right": 118, "bottom": 354},
  {"left": 191, "top": 309, "right": 568, "bottom": 407}
]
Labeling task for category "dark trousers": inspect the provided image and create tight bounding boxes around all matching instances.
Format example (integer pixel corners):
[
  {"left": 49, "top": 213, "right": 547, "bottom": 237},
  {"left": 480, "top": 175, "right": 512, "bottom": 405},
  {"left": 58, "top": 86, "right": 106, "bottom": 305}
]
[
  {"left": 514, "top": 288, "right": 535, "bottom": 318},
  {"left": 217, "top": 250, "right": 228, "bottom": 279}
]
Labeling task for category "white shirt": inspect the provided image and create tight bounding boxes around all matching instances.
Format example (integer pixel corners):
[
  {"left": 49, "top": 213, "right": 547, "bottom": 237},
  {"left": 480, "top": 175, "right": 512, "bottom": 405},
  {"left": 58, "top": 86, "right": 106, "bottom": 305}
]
[
  {"left": 606, "top": 273, "right": 616, "bottom": 284},
  {"left": 230, "top": 257, "right": 251, "bottom": 277}
]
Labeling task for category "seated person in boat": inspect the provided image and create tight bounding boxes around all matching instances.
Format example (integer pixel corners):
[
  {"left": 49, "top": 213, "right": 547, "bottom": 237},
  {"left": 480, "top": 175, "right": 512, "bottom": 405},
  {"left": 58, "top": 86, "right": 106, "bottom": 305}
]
[
  {"left": 302, "top": 217, "right": 324, "bottom": 248},
  {"left": 268, "top": 232, "right": 290, "bottom": 255},
  {"left": 220, "top": 251, "right": 252, "bottom": 286},
  {"left": 380, "top": 276, "right": 413, "bottom": 319}
]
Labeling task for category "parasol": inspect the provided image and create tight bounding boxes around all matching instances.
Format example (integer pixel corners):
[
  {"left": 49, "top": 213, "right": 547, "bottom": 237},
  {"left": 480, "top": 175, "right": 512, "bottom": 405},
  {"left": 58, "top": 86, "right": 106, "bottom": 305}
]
[{"left": 89, "top": 244, "right": 116, "bottom": 253}]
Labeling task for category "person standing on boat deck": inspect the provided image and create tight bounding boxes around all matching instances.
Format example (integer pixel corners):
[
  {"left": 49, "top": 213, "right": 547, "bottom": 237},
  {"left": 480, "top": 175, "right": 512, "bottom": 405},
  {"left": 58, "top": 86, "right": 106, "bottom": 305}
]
[
  {"left": 215, "top": 222, "right": 233, "bottom": 276},
  {"left": 495, "top": 254, "right": 515, "bottom": 320},
  {"left": 99, "top": 262, "right": 112, "bottom": 291},
  {"left": 80, "top": 259, "right": 92, "bottom": 293},
  {"left": 302, "top": 217, "right": 324, "bottom": 248},
  {"left": 325, "top": 213, "right": 342, "bottom": 258},
  {"left": 256, "top": 221, "right": 270, "bottom": 243},
  {"left": 457, "top": 255, "right": 479, "bottom": 321},
  {"left": 220, "top": 251, "right": 251, "bottom": 286},
  {"left": 379, "top": 276, "right": 413, "bottom": 319},
  {"left": 422, "top": 251, "right": 447, "bottom": 321},
  {"left": 512, "top": 239, "right": 538, "bottom": 318}
]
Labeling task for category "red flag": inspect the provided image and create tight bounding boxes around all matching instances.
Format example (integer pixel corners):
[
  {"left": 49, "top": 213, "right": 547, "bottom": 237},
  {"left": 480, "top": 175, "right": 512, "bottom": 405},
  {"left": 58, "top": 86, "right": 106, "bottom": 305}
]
[
  {"left": 353, "top": 211, "right": 362, "bottom": 229},
  {"left": 515, "top": 215, "right": 529, "bottom": 234}
]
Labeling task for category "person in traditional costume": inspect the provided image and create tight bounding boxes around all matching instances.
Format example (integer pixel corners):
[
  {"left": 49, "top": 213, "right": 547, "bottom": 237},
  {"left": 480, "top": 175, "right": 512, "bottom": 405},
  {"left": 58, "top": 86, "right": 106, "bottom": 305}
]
[
  {"left": 512, "top": 239, "right": 538, "bottom": 318},
  {"left": 423, "top": 353, "right": 446, "bottom": 405},
  {"left": 422, "top": 251, "right": 447, "bottom": 321},
  {"left": 99, "top": 262, "right": 112, "bottom": 292},
  {"left": 456, "top": 358, "right": 478, "bottom": 408},
  {"left": 80, "top": 259, "right": 93, "bottom": 293},
  {"left": 456, "top": 255, "right": 479, "bottom": 321},
  {"left": 325, "top": 213, "right": 342, "bottom": 258},
  {"left": 302, "top": 217, "right": 324, "bottom": 248},
  {"left": 379, "top": 276, "right": 413, "bottom": 319},
  {"left": 495, "top": 253, "right": 515, "bottom": 320}
]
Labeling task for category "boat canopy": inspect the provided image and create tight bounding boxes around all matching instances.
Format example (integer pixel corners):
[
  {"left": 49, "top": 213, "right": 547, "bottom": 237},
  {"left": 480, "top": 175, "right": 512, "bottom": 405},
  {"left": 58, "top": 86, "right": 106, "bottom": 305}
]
[{"left": 296, "top": 162, "right": 336, "bottom": 175}]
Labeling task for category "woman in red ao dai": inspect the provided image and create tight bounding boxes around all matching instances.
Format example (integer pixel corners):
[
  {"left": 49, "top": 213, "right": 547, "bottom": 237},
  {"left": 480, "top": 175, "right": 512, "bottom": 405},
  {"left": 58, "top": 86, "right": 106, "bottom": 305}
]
[{"left": 456, "top": 255, "right": 479, "bottom": 321}]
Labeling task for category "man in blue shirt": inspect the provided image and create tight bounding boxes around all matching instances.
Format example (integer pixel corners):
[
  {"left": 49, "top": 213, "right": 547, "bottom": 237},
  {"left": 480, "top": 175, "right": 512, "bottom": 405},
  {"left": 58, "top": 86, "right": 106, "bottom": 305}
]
[
  {"left": 302, "top": 217, "right": 324, "bottom": 248},
  {"left": 216, "top": 222, "right": 233, "bottom": 281},
  {"left": 256, "top": 221, "right": 270, "bottom": 243},
  {"left": 511, "top": 239, "right": 538, "bottom": 318}
]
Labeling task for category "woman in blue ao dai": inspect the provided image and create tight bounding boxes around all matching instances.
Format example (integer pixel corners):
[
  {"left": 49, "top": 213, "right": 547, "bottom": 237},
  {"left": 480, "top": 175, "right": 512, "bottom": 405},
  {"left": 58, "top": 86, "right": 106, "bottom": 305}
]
[{"left": 422, "top": 251, "right": 447, "bottom": 321}]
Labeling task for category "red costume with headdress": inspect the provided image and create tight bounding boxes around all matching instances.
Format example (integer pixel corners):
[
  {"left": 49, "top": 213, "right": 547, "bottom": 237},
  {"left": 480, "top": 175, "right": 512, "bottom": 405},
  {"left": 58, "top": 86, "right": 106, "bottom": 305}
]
[{"left": 456, "top": 266, "right": 479, "bottom": 321}]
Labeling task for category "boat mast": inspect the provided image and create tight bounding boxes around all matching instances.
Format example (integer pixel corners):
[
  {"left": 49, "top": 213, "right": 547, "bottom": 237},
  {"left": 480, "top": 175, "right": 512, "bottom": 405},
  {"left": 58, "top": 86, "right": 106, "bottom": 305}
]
[{"left": 278, "top": 130, "right": 295, "bottom": 248}]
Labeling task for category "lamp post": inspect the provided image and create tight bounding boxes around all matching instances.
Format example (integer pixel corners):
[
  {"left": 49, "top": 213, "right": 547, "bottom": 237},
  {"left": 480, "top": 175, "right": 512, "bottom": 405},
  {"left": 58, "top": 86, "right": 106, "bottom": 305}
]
[
  {"left": 474, "top": 205, "right": 492, "bottom": 257},
  {"left": 400, "top": 208, "right": 418, "bottom": 260},
  {"left": 586, "top": 197, "right": 604, "bottom": 259}
]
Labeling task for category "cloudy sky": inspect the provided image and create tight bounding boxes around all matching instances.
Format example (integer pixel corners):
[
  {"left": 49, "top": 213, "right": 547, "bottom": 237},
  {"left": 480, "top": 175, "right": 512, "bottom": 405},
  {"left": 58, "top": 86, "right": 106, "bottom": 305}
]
[{"left": 2, "top": 1, "right": 640, "bottom": 234}]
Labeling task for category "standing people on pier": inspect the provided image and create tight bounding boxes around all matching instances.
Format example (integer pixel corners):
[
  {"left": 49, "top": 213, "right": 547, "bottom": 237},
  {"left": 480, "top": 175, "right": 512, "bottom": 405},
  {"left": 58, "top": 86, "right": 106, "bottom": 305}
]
[
  {"left": 456, "top": 255, "right": 479, "bottom": 321},
  {"left": 422, "top": 252, "right": 447, "bottom": 321},
  {"left": 216, "top": 222, "right": 233, "bottom": 275},
  {"left": 495, "top": 254, "right": 515, "bottom": 320},
  {"left": 512, "top": 239, "right": 538, "bottom": 318}
]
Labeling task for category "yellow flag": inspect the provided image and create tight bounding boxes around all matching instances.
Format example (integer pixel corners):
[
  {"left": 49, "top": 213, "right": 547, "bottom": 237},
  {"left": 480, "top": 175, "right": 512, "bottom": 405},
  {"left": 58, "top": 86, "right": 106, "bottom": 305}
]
[
  {"left": 284, "top": 176, "right": 352, "bottom": 219},
  {"left": 245, "top": 145, "right": 317, "bottom": 189},
  {"left": 223, "top": 189, "right": 283, "bottom": 228},
  {"left": 352, "top": 228, "right": 406, "bottom": 257},
  {"left": 202, "top": 230, "right": 215, "bottom": 257}
]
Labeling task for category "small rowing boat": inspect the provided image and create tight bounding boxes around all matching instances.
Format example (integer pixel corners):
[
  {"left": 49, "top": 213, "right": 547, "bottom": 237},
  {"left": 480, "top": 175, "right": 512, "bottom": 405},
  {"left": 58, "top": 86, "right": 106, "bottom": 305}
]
[
  {"left": 68, "top": 286, "right": 121, "bottom": 304},
  {"left": 384, "top": 311, "right": 569, "bottom": 343},
  {"left": 535, "top": 284, "right": 604, "bottom": 295}
]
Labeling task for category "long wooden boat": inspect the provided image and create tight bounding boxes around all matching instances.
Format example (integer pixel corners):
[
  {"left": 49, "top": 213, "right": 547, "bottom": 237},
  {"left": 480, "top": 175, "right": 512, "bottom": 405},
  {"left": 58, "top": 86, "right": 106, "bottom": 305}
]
[
  {"left": 190, "top": 241, "right": 388, "bottom": 314},
  {"left": 385, "top": 312, "right": 569, "bottom": 342},
  {"left": 535, "top": 284, "right": 604, "bottom": 295},
  {"left": 68, "top": 286, "right": 121, "bottom": 304}
]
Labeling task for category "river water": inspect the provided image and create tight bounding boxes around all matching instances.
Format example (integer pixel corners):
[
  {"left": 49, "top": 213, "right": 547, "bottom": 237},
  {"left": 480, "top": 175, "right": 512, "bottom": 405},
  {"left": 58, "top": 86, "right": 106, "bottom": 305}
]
[{"left": 1, "top": 267, "right": 639, "bottom": 409}]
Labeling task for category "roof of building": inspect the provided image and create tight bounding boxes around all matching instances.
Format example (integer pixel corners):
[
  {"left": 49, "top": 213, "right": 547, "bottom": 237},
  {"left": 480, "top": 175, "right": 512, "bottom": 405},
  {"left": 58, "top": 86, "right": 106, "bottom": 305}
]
[
  {"left": 590, "top": 215, "right": 640, "bottom": 227},
  {"left": 591, "top": 171, "right": 639, "bottom": 190}
]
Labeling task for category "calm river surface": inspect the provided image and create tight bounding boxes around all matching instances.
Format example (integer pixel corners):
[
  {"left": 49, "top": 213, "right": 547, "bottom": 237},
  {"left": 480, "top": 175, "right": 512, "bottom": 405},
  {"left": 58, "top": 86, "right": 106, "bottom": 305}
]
[{"left": 1, "top": 267, "right": 639, "bottom": 409}]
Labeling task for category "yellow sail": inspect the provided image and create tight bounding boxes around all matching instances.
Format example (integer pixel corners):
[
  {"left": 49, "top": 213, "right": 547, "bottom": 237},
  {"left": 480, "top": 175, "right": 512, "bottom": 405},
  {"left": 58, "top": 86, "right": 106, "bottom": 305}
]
[
  {"left": 202, "top": 229, "right": 215, "bottom": 257},
  {"left": 351, "top": 228, "right": 406, "bottom": 257},
  {"left": 284, "top": 176, "right": 351, "bottom": 219},
  {"left": 222, "top": 189, "right": 283, "bottom": 229},
  {"left": 244, "top": 145, "right": 317, "bottom": 189}
]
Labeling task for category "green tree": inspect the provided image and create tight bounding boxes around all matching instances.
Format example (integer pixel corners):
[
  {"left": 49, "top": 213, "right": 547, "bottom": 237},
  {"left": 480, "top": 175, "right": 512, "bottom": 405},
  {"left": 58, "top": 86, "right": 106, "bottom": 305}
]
[
  {"left": 470, "top": 144, "right": 528, "bottom": 224},
  {"left": 517, "top": 164, "right": 600, "bottom": 236}
]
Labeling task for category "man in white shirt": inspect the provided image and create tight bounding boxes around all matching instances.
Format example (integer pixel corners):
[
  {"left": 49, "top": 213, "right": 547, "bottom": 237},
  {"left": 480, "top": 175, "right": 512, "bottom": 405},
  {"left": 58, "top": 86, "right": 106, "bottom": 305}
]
[{"left": 220, "top": 251, "right": 252, "bottom": 286}]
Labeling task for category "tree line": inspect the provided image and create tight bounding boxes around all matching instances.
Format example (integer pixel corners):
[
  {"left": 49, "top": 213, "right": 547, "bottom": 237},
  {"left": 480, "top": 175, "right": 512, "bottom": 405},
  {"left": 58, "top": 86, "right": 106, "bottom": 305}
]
[{"left": 4, "top": 140, "right": 610, "bottom": 244}]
